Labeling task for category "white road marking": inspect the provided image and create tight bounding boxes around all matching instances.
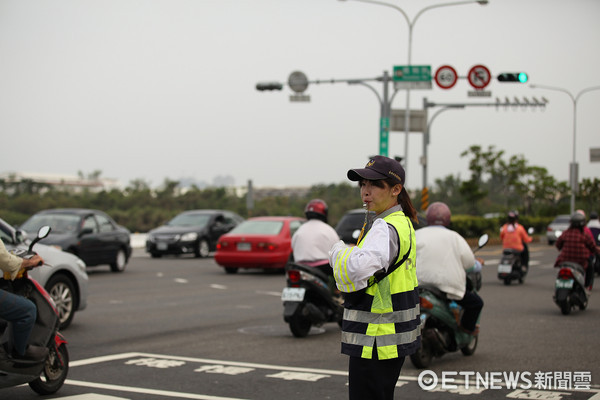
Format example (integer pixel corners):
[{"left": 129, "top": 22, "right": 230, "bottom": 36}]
[
  {"left": 65, "top": 379, "right": 248, "bottom": 400},
  {"left": 210, "top": 284, "right": 227, "bottom": 290}
]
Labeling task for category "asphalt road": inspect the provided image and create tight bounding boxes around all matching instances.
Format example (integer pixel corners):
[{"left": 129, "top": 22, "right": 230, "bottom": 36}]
[{"left": 4, "top": 243, "right": 600, "bottom": 400}]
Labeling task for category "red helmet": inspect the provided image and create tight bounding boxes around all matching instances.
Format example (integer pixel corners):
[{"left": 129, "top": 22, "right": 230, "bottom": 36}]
[
  {"left": 426, "top": 202, "right": 451, "bottom": 227},
  {"left": 304, "top": 199, "right": 328, "bottom": 222}
]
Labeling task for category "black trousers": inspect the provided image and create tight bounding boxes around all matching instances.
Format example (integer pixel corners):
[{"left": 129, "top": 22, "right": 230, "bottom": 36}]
[
  {"left": 456, "top": 291, "right": 484, "bottom": 332},
  {"left": 348, "top": 353, "right": 405, "bottom": 400}
]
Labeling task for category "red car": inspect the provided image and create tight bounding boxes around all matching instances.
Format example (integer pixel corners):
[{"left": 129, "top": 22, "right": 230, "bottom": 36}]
[{"left": 214, "top": 216, "right": 305, "bottom": 274}]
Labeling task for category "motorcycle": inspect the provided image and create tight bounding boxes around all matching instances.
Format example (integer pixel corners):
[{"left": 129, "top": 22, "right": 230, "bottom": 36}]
[
  {"left": 497, "top": 227, "right": 534, "bottom": 285},
  {"left": 410, "top": 234, "right": 488, "bottom": 369},
  {"left": 0, "top": 226, "right": 69, "bottom": 395},
  {"left": 554, "top": 261, "right": 588, "bottom": 315},
  {"left": 497, "top": 249, "right": 527, "bottom": 285},
  {"left": 281, "top": 260, "right": 343, "bottom": 338}
]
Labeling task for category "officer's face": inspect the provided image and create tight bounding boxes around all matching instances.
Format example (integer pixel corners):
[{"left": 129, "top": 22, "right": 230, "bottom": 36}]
[{"left": 359, "top": 180, "right": 401, "bottom": 214}]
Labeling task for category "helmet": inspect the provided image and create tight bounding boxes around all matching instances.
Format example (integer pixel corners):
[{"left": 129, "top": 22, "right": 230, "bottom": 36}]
[
  {"left": 426, "top": 202, "right": 451, "bottom": 227},
  {"left": 507, "top": 211, "right": 517, "bottom": 223},
  {"left": 304, "top": 199, "right": 328, "bottom": 222},
  {"left": 570, "top": 212, "right": 586, "bottom": 228},
  {"left": 591, "top": 211, "right": 599, "bottom": 220}
]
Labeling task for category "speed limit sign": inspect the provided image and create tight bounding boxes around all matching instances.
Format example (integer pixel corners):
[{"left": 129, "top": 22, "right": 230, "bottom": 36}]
[{"left": 434, "top": 65, "right": 458, "bottom": 89}]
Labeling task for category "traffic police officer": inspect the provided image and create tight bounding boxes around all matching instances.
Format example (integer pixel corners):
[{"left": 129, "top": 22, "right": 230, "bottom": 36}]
[{"left": 329, "top": 155, "right": 421, "bottom": 400}]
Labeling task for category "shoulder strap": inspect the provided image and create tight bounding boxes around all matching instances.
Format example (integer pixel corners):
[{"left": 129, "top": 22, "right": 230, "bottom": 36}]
[{"left": 370, "top": 217, "right": 413, "bottom": 285}]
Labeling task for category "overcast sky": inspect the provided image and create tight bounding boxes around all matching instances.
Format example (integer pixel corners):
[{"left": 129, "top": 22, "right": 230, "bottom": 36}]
[{"left": 1, "top": 0, "right": 599, "bottom": 190}]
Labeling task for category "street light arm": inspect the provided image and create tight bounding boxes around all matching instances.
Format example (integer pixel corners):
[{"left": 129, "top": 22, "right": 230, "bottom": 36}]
[
  {"left": 575, "top": 85, "right": 600, "bottom": 103},
  {"left": 412, "top": 0, "right": 488, "bottom": 28},
  {"left": 348, "top": 80, "right": 383, "bottom": 106},
  {"left": 530, "top": 84, "right": 575, "bottom": 103}
]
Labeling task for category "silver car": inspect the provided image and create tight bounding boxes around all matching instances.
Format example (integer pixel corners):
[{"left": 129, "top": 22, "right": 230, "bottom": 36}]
[
  {"left": 546, "top": 214, "right": 571, "bottom": 245},
  {"left": 0, "top": 217, "right": 88, "bottom": 329}
]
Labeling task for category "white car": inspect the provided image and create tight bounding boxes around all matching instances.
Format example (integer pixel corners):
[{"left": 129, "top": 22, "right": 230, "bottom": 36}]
[{"left": 1, "top": 217, "right": 88, "bottom": 329}]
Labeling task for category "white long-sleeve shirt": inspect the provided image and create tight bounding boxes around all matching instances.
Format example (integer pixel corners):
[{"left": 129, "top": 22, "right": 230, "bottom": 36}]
[
  {"left": 329, "top": 206, "right": 401, "bottom": 293},
  {"left": 415, "top": 226, "right": 476, "bottom": 300},
  {"left": 292, "top": 219, "right": 341, "bottom": 262}
]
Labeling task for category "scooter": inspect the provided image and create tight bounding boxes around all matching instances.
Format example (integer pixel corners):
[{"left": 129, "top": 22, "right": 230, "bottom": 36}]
[
  {"left": 0, "top": 226, "right": 69, "bottom": 395},
  {"left": 497, "top": 227, "right": 534, "bottom": 285},
  {"left": 554, "top": 261, "right": 588, "bottom": 315},
  {"left": 497, "top": 248, "right": 527, "bottom": 285},
  {"left": 281, "top": 260, "right": 343, "bottom": 338},
  {"left": 410, "top": 234, "right": 488, "bottom": 369}
]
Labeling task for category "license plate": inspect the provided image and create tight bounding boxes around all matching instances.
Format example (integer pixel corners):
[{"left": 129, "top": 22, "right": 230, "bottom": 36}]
[
  {"left": 556, "top": 279, "right": 574, "bottom": 289},
  {"left": 157, "top": 242, "right": 168, "bottom": 251},
  {"left": 498, "top": 264, "right": 512, "bottom": 274},
  {"left": 281, "top": 287, "right": 305, "bottom": 302},
  {"left": 237, "top": 242, "right": 251, "bottom": 251}
]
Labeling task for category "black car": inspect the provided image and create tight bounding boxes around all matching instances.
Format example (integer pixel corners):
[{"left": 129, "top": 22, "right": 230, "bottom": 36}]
[
  {"left": 20, "top": 208, "right": 132, "bottom": 273},
  {"left": 146, "top": 209, "right": 244, "bottom": 258},
  {"left": 335, "top": 208, "right": 427, "bottom": 244}
]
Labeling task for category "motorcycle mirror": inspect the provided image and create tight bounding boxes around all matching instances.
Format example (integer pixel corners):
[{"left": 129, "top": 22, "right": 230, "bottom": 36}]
[
  {"left": 38, "top": 225, "right": 51, "bottom": 239},
  {"left": 527, "top": 227, "right": 535, "bottom": 235},
  {"left": 352, "top": 229, "right": 360, "bottom": 240},
  {"left": 478, "top": 234, "right": 489, "bottom": 249},
  {"left": 28, "top": 225, "right": 52, "bottom": 253}
]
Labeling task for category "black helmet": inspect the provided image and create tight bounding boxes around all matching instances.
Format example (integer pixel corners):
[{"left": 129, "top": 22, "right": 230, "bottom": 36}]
[
  {"left": 570, "top": 212, "right": 586, "bottom": 228},
  {"left": 426, "top": 202, "right": 451, "bottom": 227},
  {"left": 304, "top": 199, "right": 328, "bottom": 222},
  {"left": 507, "top": 211, "right": 517, "bottom": 223}
]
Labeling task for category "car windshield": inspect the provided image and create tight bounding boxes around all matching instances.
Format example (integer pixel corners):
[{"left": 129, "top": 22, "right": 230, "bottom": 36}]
[
  {"left": 168, "top": 213, "right": 211, "bottom": 227},
  {"left": 336, "top": 213, "right": 368, "bottom": 231},
  {"left": 553, "top": 216, "right": 570, "bottom": 225},
  {"left": 21, "top": 214, "right": 80, "bottom": 234},
  {"left": 230, "top": 220, "right": 284, "bottom": 235}
]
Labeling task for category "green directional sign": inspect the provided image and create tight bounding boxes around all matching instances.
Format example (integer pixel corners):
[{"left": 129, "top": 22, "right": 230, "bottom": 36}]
[
  {"left": 393, "top": 65, "right": 431, "bottom": 82},
  {"left": 393, "top": 65, "right": 432, "bottom": 89}
]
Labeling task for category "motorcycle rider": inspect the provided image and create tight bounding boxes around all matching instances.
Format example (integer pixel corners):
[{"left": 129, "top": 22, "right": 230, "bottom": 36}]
[
  {"left": 291, "top": 199, "right": 340, "bottom": 279},
  {"left": 415, "top": 202, "right": 484, "bottom": 336},
  {"left": 500, "top": 211, "right": 532, "bottom": 268},
  {"left": 555, "top": 212, "right": 599, "bottom": 290},
  {"left": 587, "top": 211, "right": 600, "bottom": 245},
  {"left": 0, "top": 238, "right": 48, "bottom": 362}
]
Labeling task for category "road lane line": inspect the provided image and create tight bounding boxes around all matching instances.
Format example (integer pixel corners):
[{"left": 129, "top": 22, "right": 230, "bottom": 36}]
[{"left": 65, "top": 379, "right": 249, "bottom": 400}]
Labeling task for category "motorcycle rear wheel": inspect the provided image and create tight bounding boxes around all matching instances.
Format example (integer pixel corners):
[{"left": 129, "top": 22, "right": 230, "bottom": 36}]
[
  {"left": 559, "top": 299, "right": 571, "bottom": 315},
  {"left": 29, "top": 343, "right": 69, "bottom": 395},
  {"left": 460, "top": 335, "right": 478, "bottom": 356},
  {"left": 289, "top": 315, "right": 312, "bottom": 338},
  {"left": 410, "top": 339, "right": 433, "bottom": 369}
]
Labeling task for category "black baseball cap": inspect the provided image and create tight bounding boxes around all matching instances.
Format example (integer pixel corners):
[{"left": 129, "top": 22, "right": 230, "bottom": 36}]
[{"left": 347, "top": 155, "right": 405, "bottom": 185}]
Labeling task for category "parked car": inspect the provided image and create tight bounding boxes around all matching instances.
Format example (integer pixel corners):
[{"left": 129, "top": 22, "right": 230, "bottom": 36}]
[
  {"left": 335, "top": 208, "right": 427, "bottom": 244},
  {"left": 546, "top": 214, "right": 571, "bottom": 245},
  {"left": 146, "top": 209, "right": 244, "bottom": 258},
  {"left": 19, "top": 208, "right": 132, "bottom": 272},
  {"left": 214, "top": 216, "right": 305, "bottom": 274},
  {"left": 1, "top": 216, "right": 88, "bottom": 329}
]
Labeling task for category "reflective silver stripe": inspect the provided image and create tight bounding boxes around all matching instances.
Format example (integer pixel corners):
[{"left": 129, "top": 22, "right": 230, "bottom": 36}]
[
  {"left": 341, "top": 325, "right": 421, "bottom": 347},
  {"left": 343, "top": 304, "right": 420, "bottom": 324},
  {"left": 341, "top": 331, "right": 375, "bottom": 347},
  {"left": 376, "top": 325, "right": 422, "bottom": 347}
]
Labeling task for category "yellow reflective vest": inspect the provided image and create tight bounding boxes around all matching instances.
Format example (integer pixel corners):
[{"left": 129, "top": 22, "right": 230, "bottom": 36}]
[{"left": 333, "top": 211, "right": 421, "bottom": 360}]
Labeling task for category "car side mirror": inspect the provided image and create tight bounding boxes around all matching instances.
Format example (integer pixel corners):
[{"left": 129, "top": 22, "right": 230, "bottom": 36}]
[{"left": 79, "top": 227, "right": 94, "bottom": 237}]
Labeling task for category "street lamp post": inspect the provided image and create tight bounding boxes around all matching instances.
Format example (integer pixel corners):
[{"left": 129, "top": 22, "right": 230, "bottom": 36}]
[
  {"left": 530, "top": 84, "right": 600, "bottom": 214},
  {"left": 337, "top": 0, "right": 488, "bottom": 170}
]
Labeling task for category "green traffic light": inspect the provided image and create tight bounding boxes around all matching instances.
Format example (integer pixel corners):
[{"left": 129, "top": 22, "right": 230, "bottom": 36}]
[{"left": 518, "top": 73, "right": 528, "bottom": 83}]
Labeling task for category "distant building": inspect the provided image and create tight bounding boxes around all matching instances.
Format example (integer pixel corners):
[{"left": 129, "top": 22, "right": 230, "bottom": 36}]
[{"left": 0, "top": 171, "right": 121, "bottom": 193}]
